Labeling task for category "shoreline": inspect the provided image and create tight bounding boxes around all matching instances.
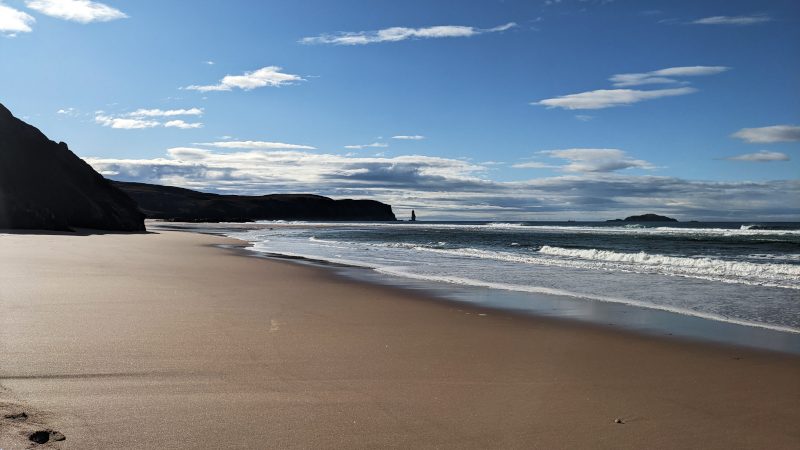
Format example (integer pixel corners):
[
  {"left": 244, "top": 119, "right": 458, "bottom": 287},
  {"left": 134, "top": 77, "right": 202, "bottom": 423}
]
[
  {"left": 225, "top": 241, "right": 800, "bottom": 358},
  {"left": 158, "top": 222, "right": 800, "bottom": 356},
  {"left": 2, "top": 230, "right": 799, "bottom": 448}
]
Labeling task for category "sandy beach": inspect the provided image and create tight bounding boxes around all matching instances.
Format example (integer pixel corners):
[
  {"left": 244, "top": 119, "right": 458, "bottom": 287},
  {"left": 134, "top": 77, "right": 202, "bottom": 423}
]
[{"left": 1, "top": 230, "right": 799, "bottom": 449}]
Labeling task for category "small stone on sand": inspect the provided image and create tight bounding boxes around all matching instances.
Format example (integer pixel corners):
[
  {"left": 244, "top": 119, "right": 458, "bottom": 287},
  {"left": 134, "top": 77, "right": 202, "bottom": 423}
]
[{"left": 29, "top": 429, "right": 66, "bottom": 444}]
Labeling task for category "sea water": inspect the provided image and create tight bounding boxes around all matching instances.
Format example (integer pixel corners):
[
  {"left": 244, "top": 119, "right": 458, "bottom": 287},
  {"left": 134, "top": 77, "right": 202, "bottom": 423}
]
[{"left": 223, "top": 221, "right": 800, "bottom": 337}]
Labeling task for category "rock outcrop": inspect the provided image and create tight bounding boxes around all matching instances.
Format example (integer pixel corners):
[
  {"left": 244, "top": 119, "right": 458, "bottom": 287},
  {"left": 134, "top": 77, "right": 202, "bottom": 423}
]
[
  {"left": 113, "top": 181, "right": 397, "bottom": 222},
  {"left": 0, "top": 103, "right": 145, "bottom": 231}
]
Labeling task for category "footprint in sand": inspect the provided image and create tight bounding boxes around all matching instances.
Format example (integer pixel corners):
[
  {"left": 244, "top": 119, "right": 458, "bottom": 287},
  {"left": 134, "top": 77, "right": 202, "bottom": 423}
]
[{"left": 269, "top": 319, "right": 280, "bottom": 333}]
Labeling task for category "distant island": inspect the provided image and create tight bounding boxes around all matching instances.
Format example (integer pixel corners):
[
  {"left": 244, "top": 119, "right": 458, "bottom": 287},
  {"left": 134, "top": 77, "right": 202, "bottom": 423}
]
[
  {"left": 114, "top": 181, "right": 396, "bottom": 222},
  {"left": 606, "top": 213, "right": 678, "bottom": 223}
]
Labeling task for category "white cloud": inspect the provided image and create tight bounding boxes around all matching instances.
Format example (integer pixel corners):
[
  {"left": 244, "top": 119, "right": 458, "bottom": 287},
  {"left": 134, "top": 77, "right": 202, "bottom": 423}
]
[
  {"left": 56, "top": 107, "right": 77, "bottom": 116},
  {"left": 537, "top": 65, "right": 728, "bottom": 110},
  {"left": 575, "top": 114, "right": 593, "bottom": 121},
  {"left": 732, "top": 125, "right": 800, "bottom": 143},
  {"left": 128, "top": 108, "right": 203, "bottom": 117},
  {"left": 95, "top": 108, "right": 204, "bottom": 130},
  {"left": 25, "top": 0, "right": 127, "bottom": 23},
  {"left": 610, "top": 66, "right": 729, "bottom": 87},
  {"left": 725, "top": 151, "right": 790, "bottom": 162},
  {"left": 95, "top": 114, "right": 159, "bottom": 129},
  {"left": 164, "top": 120, "right": 203, "bottom": 129},
  {"left": 392, "top": 135, "right": 425, "bottom": 140},
  {"left": 511, "top": 161, "right": 557, "bottom": 169},
  {"left": 0, "top": 3, "right": 35, "bottom": 35},
  {"left": 184, "top": 66, "right": 303, "bottom": 92},
  {"left": 300, "top": 22, "right": 516, "bottom": 45},
  {"left": 692, "top": 14, "right": 771, "bottom": 25},
  {"left": 540, "top": 148, "right": 654, "bottom": 172},
  {"left": 86, "top": 148, "right": 484, "bottom": 190},
  {"left": 536, "top": 87, "right": 696, "bottom": 110},
  {"left": 204, "top": 60, "right": 214, "bottom": 65},
  {"left": 344, "top": 142, "right": 389, "bottom": 149},
  {"left": 197, "top": 140, "right": 316, "bottom": 150}
]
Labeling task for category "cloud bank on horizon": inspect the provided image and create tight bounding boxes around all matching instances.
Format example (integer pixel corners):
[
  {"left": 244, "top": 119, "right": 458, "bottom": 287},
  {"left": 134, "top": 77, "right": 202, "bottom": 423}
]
[{"left": 85, "top": 146, "right": 799, "bottom": 220}]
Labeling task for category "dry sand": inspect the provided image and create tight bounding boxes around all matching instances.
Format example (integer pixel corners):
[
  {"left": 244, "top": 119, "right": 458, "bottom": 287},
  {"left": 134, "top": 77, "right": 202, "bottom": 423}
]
[{"left": 1, "top": 230, "right": 798, "bottom": 449}]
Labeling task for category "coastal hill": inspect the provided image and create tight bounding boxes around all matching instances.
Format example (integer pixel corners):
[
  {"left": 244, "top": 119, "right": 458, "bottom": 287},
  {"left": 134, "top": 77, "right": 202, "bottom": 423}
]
[
  {"left": 0, "top": 103, "right": 145, "bottom": 231},
  {"left": 607, "top": 213, "right": 678, "bottom": 222},
  {"left": 113, "top": 181, "right": 397, "bottom": 222}
]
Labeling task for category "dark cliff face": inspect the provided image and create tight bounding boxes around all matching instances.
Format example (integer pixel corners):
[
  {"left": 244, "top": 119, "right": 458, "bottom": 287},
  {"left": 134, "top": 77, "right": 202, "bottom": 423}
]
[
  {"left": 113, "top": 181, "right": 397, "bottom": 222},
  {"left": 0, "top": 103, "right": 145, "bottom": 231}
]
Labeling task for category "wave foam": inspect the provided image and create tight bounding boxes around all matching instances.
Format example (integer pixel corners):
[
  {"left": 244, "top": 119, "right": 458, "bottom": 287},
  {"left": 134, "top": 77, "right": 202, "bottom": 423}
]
[
  {"left": 404, "top": 245, "right": 799, "bottom": 289},
  {"left": 539, "top": 245, "right": 800, "bottom": 289}
]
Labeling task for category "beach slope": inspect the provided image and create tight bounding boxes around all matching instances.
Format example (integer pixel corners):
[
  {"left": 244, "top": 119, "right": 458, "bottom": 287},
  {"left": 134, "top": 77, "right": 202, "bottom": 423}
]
[{"left": 1, "top": 231, "right": 798, "bottom": 449}]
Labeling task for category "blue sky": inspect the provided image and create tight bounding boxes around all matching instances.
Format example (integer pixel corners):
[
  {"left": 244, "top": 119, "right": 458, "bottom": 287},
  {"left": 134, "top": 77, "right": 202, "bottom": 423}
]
[{"left": 1, "top": 0, "right": 798, "bottom": 220}]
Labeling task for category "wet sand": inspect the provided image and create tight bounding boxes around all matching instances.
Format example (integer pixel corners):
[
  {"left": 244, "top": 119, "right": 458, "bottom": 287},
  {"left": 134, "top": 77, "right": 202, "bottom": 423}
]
[{"left": 1, "top": 230, "right": 799, "bottom": 449}]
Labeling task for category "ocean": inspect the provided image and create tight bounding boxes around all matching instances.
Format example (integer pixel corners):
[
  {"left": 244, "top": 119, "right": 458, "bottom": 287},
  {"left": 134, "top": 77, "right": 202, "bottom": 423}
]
[{"left": 222, "top": 221, "right": 799, "bottom": 330}]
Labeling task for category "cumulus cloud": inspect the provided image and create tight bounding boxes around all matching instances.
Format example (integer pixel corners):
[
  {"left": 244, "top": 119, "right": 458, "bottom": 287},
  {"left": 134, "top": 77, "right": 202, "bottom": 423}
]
[
  {"left": 536, "top": 87, "right": 696, "bottom": 110},
  {"left": 83, "top": 147, "right": 799, "bottom": 220},
  {"left": 196, "top": 140, "right": 316, "bottom": 150},
  {"left": 56, "top": 107, "right": 77, "bottom": 116},
  {"left": 692, "top": 14, "right": 771, "bottom": 25},
  {"left": 538, "top": 148, "right": 655, "bottom": 172},
  {"left": 95, "top": 108, "right": 204, "bottom": 130},
  {"left": 344, "top": 142, "right": 389, "bottom": 149},
  {"left": 95, "top": 114, "right": 159, "bottom": 129},
  {"left": 610, "top": 66, "right": 729, "bottom": 87},
  {"left": 128, "top": 108, "right": 203, "bottom": 117},
  {"left": 537, "top": 64, "right": 728, "bottom": 110},
  {"left": 510, "top": 161, "right": 557, "bottom": 169},
  {"left": 184, "top": 66, "right": 303, "bottom": 92},
  {"left": 392, "top": 135, "right": 425, "bottom": 140},
  {"left": 164, "top": 120, "right": 203, "bottom": 129},
  {"left": 25, "top": 0, "right": 127, "bottom": 23},
  {"left": 725, "top": 151, "right": 790, "bottom": 162},
  {"left": 300, "top": 22, "right": 516, "bottom": 45},
  {"left": 732, "top": 125, "right": 800, "bottom": 143},
  {"left": 0, "top": 3, "right": 35, "bottom": 35}
]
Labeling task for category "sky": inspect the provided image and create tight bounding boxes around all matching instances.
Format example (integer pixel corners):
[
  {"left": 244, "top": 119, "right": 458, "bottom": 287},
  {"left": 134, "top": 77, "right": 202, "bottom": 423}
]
[{"left": 1, "top": 0, "right": 799, "bottom": 220}]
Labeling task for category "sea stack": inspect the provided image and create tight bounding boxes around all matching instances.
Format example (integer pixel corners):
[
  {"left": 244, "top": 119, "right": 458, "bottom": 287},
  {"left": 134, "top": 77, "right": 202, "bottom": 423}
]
[{"left": 0, "top": 103, "right": 145, "bottom": 231}]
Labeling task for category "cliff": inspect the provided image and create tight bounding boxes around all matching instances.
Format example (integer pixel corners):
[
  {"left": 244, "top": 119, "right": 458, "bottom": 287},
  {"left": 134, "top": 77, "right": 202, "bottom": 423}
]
[
  {"left": 113, "top": 181, "right": 397, "bottom": 222},
  {"left": 0, "top": 103, "right": 145, "bottom": 231}
]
